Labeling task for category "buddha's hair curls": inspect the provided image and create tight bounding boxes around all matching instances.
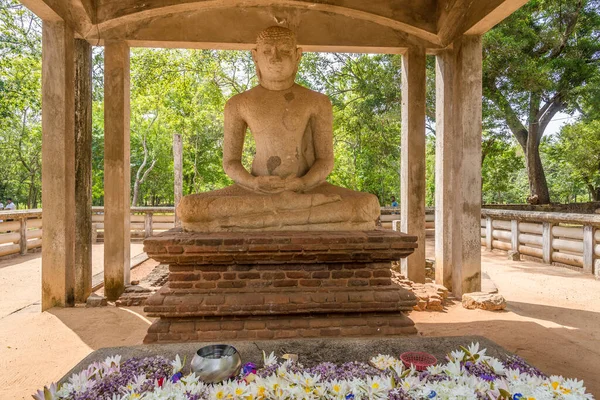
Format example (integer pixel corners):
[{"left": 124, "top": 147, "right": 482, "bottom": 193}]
[{"left": 256, "top": 26, "right": 297, "bottom": 47}]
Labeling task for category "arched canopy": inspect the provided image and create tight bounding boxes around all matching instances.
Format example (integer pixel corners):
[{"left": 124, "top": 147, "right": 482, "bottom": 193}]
[{"left": 21, "top": 0, "right": 526, "bottom": 52}]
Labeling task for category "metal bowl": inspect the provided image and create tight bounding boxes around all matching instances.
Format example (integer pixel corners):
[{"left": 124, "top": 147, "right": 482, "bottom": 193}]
[{"left": 190, "top": 344, "right": 242, "bottom": 383}]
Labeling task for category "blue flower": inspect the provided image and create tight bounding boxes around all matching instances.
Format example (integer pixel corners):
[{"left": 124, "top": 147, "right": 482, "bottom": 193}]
[
  {"left": 428, "top": 390, "right": 437, "bottom": 398},
  {"left": 171, "top": 371, "right": 183, "bottom": 383},
  {"left": 513, "top": 394, "right": 523, "bottom": 400},
  {"left": 345, "top": 394, "right": 355, "bottom": 399}
]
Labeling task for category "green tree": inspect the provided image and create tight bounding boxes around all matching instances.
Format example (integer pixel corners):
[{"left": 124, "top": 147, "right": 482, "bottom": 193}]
[
  {"left": 483, "top": 0, "right": 600, "bottom": 204},
  {"left": 547, "top": 120, "right": 600, "bottom": 201}
]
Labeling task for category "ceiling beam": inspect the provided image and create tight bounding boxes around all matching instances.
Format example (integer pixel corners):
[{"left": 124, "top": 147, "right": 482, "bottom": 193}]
[
  {"left": 86, "top": 6, "right": 443, "bottom": 51},
  {"left": 464, "top": 0, "right": 529, "bottom": 35},
  {"left": 93, "top": 0, "right": 441, "bottom": 46},
  {"left": 20, "top": 0, "right": 94, "bottom": 36}
]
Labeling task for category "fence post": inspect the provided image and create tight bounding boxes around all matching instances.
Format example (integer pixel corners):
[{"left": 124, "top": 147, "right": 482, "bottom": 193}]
[
  {"left": 485, "top": 217, "right": 493, "bottom": 251},
  {"left": 510, "top": 219, "right": 520, "bottom": 260},
  {"left": 542, "top": 222, "right": 553, "bottom": 264},
  {"left": 583, "top": 225, "right": 594, "bottom": 274},
  {"left": 144, "top": 212, "right": 153, "bottom": 238},
  {"left": 19, "top": 218, "right": 28, "bottom": 255}
]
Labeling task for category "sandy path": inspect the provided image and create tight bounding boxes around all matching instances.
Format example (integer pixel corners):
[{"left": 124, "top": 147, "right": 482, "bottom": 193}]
[{"left": 1, "top": 243, "right": 599, "bottom": 398}]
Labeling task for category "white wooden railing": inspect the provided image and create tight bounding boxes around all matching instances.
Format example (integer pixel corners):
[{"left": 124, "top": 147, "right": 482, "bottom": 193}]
[
  {"left": 91, "top": 206, "right": 175, "bottom": 241},
  {"left": 2, "top": 207, "right": 599, "bottom": 278},
  {"left": 479, "top": 209, "right": 600, "bottom": 276},
  {"left": 0, "top": 209, "right": 43, "bottom": 257}
]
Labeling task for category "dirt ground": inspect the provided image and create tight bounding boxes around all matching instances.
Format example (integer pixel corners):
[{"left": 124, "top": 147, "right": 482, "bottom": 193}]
[{"left": 0, "top": 243, "right": 599, "bottom": 399}]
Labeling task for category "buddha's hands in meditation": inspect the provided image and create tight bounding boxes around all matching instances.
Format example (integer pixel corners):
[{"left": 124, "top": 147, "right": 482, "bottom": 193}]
[
  {"left": 251, "top": 176, "right": 286, "bottom": 194},
  {"left": 249, "top": 175, "right": 309, "bottom": 194}
]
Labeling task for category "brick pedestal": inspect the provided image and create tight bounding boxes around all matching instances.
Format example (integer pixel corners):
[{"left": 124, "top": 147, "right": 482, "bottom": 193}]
[{"left": 143, "top": 229, "right": 418, "bottom": 343}]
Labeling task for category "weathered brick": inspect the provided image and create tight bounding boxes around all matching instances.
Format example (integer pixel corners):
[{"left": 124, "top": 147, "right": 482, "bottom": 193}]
[
  {"left": 311, "top": 271, "right": 330, "bottom": 279},
  {"left": 225, "top": 293, "right": 263, "bottom": 305},
  {"left": 354, "top": 270, "right": 372, "bottom": 278},
  {"left": 374, "top": 291, "right": 400, "bottom": 302},
  {"left": 195, "top": 281, "right": 216, "bottom": 289},
  {"left": 256, "top": 330, "right": 275, "bottom": 339},
  {"left": 217, "top": 281, "right": 246, "bottom": 288},
  {"left": 264, "top": 294, "right": 289, "bottom": 304},
  {"left": 238, "top": 272, "right": 261, "bottom": 280},
  {"left": 169, "top": 282, "right": 193, "bottom": 289},
  {"left": 222, "top": 272, "right": 237, "bottom": 280},
  {"left": 244, "top": 321, "right": 266, "bottom": 330},
  {"left": 205, "top": 295, "right": 225, "bottom": 305},
  {"left": 320, "top": 328, "right": 341, "bottom": 336},
  {"left": 273, "top": 280, "right": 298, "bottom": 287},
  {"left": 274, "top": 330, "right": 297, "bottom": 339},
  {"left": 262, "top": 271, "right": 286, "bottom": 280},
  {"left": 203, "top": 272, "right": 222, "bottom": 281},
  {"left": 369, "top": 278, "right": 391, "bottom": 286},
  {"left": 299, "top": 279, "right": 321, "bottom": 287},
  {"left": 221, "top": 320, "right": 244, "bottom": 330},
  {"left": 332, "top": 270, "right": 354, "bottom": 279},
  {"left": 285, "top": 271, "right": 310, "bottom": 279},
  {"left": 289, "top": 293, "right": 312, "bottom": 304},
  {"left": 196, "top": 321, "right": 221, "bottom": 331},
  {"left": 169, "top": 321, "right": 195, "bottom": 333},
  {"left": 279, "top": 244, "right": 303, "bottom": 251},
  {"left": 232, "top": 265, "right": 253, "bottom": 271},
  {"left": 348, "top": 279, "right": 369, "bottom": 287},
  {"left": 349, "top": 292, "right": 375, "bottom": 302},
  {"left": 167, "top": 246, "right": 184, "bottom": 254},
  {"left": 373, "top": 269, "right": 392, "bottom": 278},
  {"left": 204, "top": 255, "right": 234, "bottom": 263}
]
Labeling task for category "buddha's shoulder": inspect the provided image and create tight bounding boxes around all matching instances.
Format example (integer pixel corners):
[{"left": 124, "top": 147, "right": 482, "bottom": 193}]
[{"left": 292, "top": 84, "right": 332, "bottom": 108}]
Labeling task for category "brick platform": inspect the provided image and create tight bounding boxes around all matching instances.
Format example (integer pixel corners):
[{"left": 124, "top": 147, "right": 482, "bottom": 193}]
[{"left": 143, "top": 229, "right": 419, "bottom": 343}]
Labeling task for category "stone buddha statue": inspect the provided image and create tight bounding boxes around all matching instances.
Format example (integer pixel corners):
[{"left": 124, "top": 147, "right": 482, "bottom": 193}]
[{"left": 177, "top": 26, "right": 380, "bottom": 232}]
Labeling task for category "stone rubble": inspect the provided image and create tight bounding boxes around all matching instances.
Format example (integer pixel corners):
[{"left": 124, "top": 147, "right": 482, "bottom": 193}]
[
  {"left": 115, "top": 264, "right": 169, "bottom": 307},
  {"left": 390, "top": 268, "right": 449, "bottom": 312},
  {"left": 462, "top": 292, "right": 507, "bottom": 311},
  {"left": 86, "top": 293, "right": 107, "bottom": 307}
]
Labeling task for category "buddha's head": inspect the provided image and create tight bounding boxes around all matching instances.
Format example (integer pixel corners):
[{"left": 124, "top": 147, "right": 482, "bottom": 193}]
[{"left": 252, "top": 26, "right": 302, "bottom": 91}]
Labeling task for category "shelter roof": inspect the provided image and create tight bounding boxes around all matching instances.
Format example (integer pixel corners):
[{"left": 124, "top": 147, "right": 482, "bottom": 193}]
[{"left": 21, "top": 0, "right": 527, "bottom": 52}]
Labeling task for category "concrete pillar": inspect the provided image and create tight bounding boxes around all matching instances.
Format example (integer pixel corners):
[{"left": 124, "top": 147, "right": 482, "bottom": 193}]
[
  {"left": 104, "top": 40, "right": 131, "bottom": 301},
  {"left": 400, "top": 46, "right": 427, "bottom": 283},
  {"left": 173, "top": 134, "right": 183, "bottom": 227},
  {"left": 74, "top": 39, "right": 93, "bottom": 303},
  {"left": 434, "top": 35, "right": 483, "bottom": 296},
  {"left": 41, "top": 20, "right": 76, "bottom": 310},
  {"left": 454, "top": 35, "right": 483, "bottom": 296},
  {"left": 434, "top": 50, "right": 456, "bottom": 290}
]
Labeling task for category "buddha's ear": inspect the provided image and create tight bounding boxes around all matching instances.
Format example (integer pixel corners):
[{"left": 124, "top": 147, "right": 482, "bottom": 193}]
[
  {"left": 296, "top": 47, "right": 303, "bottom": 61},
  {"left": 251, "top": 48, "right": 258, "bottom": 63}
]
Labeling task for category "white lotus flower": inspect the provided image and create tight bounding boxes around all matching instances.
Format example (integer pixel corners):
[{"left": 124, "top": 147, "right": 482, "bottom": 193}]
[{"left": 263, "top": 350, "right": 278, "bottom": 366}]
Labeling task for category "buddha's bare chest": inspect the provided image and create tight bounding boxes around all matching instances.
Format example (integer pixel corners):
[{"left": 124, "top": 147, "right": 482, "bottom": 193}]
[{"left": 242, "top": 94, "right": 312, "bottom": 138}]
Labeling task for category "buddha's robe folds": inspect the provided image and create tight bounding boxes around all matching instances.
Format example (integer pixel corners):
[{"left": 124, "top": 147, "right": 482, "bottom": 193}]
[{"left": 177, "top": 182, "right": 380, "bottom": 232}]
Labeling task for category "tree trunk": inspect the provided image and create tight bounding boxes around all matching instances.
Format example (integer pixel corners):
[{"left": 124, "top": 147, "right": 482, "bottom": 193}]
[{"left": 524, "top": 134, "right": 551, "bottom": 204}]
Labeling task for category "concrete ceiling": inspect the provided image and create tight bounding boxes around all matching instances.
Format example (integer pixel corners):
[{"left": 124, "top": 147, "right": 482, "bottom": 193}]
[{"left": 19, "top": 0, "right": 528, "bottom": 52}]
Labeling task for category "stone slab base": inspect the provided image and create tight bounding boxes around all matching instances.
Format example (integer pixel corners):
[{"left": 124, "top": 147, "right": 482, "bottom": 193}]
[
  {"left": 144, "top": 312, "right": 416, "bottom": 344},
  {"left": 61, "top": 336, "right": 516, "bottom": 384}
]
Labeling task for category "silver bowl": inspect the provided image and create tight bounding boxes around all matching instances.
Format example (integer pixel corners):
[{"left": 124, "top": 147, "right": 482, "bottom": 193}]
[{"left": 190, "top": 344, "right": 242, "bottom": 383}]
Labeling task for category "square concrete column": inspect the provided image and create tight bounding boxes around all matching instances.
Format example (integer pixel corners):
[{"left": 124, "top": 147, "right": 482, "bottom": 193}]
[
  {"left": 400, "top": 46, "right": 427, "bottom": 283},
  {"left": 74, "top": 39, "right": 93, "bottom": 303},
  {"left": 104, "top": 40, "right": 131, "bottom": 301},
  {"left": 434, "top": 35, "right": 483, "bottom": 296},
  {"left": 41, "top": 20, "right": 76, "bottom": 310},
  {"left": 434, "top": 50, "right": 456, "bottom": 290}
]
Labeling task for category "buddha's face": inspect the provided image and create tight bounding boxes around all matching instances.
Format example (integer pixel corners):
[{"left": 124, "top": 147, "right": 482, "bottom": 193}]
[{"left": 253, "top": 37, "right": 301, "bottom": 85}]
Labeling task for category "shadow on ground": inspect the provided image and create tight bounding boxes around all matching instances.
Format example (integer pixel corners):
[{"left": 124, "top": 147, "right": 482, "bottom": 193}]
[{"left": 47, "top": 306, "right": 154, "bottom": 350}]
